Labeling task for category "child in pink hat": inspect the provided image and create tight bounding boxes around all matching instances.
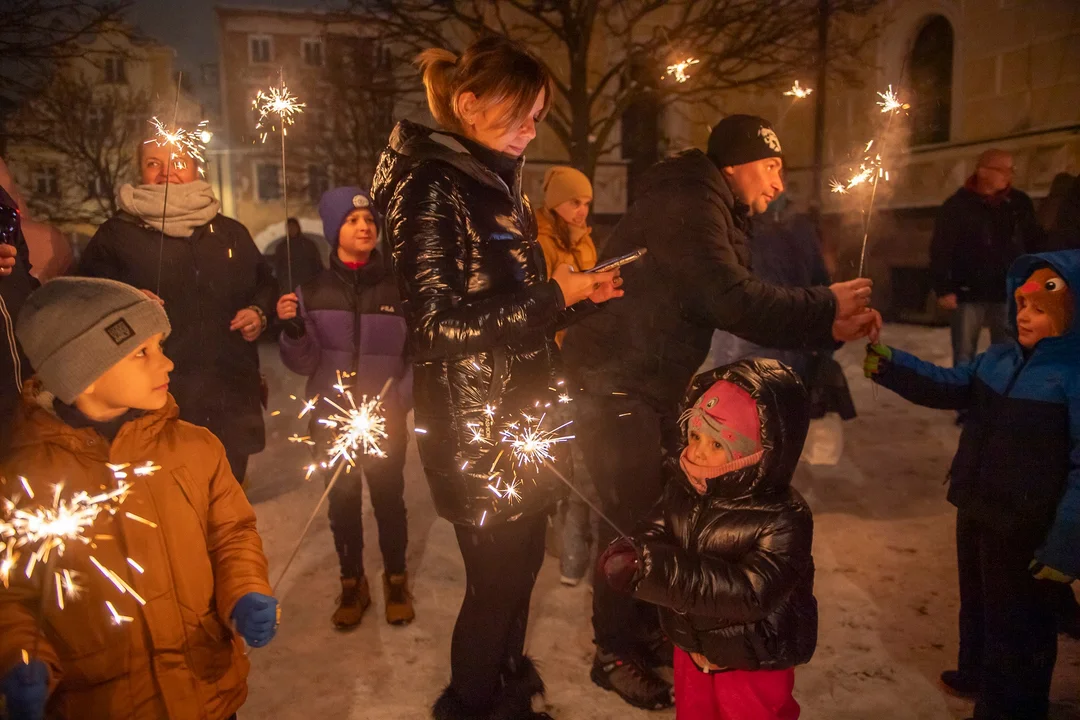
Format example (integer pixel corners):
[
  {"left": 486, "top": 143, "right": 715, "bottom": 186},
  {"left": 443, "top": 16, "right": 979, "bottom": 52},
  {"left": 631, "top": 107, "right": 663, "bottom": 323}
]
[{"left": 598, "top": 358, "right": 817, "bottom": 720}]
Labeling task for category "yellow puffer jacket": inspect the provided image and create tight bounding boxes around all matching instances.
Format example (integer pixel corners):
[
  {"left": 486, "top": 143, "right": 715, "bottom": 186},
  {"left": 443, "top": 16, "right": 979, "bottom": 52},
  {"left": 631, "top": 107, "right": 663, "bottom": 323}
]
[
  {"left": 535, "top": 208, "right": 598, "bottom": 346},
  {"left": 0, "top": 381, "right": 272, "bottom": 720}
]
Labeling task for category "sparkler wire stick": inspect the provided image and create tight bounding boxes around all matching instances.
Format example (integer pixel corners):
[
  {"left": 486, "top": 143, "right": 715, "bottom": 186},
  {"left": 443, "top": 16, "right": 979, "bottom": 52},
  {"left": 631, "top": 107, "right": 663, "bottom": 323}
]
[
  {"left": 278, "top": 69, "right": 294, "bottom": 292},
  {"left": 540, "top": 460, "right": 628, "bottom": 539},
  {"left": 270, "top": 376, "right": 394, "bottom": 595},
  {"left": 156, "top": 72, "right": 182, "bottom": 296}
]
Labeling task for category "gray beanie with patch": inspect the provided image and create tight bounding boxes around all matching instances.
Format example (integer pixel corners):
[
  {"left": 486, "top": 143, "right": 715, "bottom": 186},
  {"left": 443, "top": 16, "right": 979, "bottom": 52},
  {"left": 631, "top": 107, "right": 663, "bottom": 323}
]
[{"left": 16, "top": 277, "right": 171, "bottom": 404}]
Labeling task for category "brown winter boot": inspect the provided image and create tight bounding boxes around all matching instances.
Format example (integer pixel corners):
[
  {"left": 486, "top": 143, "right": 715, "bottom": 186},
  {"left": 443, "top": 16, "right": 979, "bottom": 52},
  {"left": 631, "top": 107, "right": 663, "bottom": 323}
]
[
  {"left": 383, "top": 572, "right": 415, "bottom": 625},
  {"left": 331, "top": 576, "right": 370, "bottom": 630}
]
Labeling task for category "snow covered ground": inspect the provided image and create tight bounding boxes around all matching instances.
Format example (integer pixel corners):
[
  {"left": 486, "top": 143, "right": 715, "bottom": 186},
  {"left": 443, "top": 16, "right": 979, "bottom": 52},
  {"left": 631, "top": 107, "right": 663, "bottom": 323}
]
[{"left": 243, "top": 324, "right": 1079, "bottom": 719}]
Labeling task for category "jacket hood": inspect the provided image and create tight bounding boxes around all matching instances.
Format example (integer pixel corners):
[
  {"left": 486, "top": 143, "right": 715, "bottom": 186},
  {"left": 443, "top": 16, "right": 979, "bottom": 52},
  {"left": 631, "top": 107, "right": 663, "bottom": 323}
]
[
  {"left": 679, "top": 359, "right": 809, "bottom": 498},
  {"left": 371, "top": 120, "right": 521, "bottom": 217},
  {"left": 1005, "top": 250, "right": 1080, "bottom": 344},
  {"left": 635, "top": 149, "right": 741, "bottom": 218},
  {"left": 9, "top": 379, "right": 179, "bottom": 455}
]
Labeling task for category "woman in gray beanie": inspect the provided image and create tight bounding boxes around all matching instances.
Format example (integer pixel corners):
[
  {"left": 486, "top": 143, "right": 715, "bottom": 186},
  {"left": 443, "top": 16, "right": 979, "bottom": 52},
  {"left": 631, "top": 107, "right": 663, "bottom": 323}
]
[{"left": 78, "top": 137, "right": 276, "bottom": 485}]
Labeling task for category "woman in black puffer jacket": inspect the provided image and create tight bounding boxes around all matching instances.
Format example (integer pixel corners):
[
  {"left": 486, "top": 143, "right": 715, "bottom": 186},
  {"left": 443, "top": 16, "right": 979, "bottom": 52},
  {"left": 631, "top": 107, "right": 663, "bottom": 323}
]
[
  {"left": 371, "top": 37, "right": 620, "bottom": 720},
  {"left": 599, "top": 359, "right": 816, "bottom": 718}
]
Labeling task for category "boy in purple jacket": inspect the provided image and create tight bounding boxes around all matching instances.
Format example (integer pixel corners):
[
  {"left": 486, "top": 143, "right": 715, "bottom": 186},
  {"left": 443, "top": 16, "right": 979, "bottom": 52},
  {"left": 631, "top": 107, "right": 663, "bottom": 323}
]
[{"left": 277, "top": 187, "right": 413, "bottom": 629}]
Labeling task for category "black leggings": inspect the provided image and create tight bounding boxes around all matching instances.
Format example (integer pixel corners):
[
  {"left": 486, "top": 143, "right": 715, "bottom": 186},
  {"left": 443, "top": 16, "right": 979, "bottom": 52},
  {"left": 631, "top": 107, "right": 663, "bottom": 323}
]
[
  {"left": 448, "top": 513, "right": 547, "bottom": 714},
  {"left": 325, "top": 410, "right": 408, "bottom": 578}
]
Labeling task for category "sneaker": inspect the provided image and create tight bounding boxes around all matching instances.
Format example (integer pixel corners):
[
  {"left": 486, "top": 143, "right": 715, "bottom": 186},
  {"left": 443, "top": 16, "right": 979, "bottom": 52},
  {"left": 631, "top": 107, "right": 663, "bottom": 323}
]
[
  {"left": 939, "top": 669, "right": 979, "bottom": 699},
  {"left": 590, "top": 650, "right": 674, "bottom": 711},
  {"left": 383, "top": 572, "right": 415, "bottom": 626},
  {"left": 332, "top": 576, "right": 371, "bottom": 629}
]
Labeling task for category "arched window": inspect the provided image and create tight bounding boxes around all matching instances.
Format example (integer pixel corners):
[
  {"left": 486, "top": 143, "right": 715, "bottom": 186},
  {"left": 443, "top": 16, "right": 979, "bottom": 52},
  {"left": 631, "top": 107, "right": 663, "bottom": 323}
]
[{"left": 909, "top": 15, "right": 954, "bottom": 145}]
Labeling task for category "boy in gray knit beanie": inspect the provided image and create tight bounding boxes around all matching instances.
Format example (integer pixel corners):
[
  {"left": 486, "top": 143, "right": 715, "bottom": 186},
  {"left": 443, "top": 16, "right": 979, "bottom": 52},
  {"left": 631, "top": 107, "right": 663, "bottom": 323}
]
[
  {"left": 16, "top": 277, "right": 173, "bottom": 414},
  {"left": 0, "top": 277, "right": 279, "bottom": 719}
]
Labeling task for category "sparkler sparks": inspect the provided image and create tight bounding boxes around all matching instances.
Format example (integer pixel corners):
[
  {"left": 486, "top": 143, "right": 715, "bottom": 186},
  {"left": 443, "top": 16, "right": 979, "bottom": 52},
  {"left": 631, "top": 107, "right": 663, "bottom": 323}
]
[
  {"left": 499, "top": 413, "right": 574, "bottom": 469},
  {"left": 145, "top": 117, "right": 210, "bottom": 176},
  {"left": 665, "top": 57, "right": 699, "bottom": 83},
  {"left": 2, "top": 464, "right": 160, "bottom": 621},
  {"left": 253, "top": 84, "right": 306, "bottom": 144},
  {"left": 876, "top": 85, "right": 910, "bottom": 114},
  {"left": 783, "top": 80, "right": 813, "bottom": 99}
]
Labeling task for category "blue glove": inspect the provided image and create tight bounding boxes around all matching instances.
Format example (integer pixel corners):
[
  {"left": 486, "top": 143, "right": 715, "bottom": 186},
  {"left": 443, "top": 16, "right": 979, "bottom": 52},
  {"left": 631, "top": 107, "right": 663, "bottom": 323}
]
[
  {"left": 231, "top": 592, "right": 279, "bottom": 648},
  {"left": 1, "top": 659, "right": 49, "bottom": 720}
]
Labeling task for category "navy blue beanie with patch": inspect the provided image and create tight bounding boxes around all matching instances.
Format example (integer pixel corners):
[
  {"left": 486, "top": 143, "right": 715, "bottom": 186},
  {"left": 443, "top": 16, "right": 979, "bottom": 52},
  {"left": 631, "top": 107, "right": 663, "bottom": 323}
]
[{"left": 319, "top": 187, "right": 380, "bottom": 248}]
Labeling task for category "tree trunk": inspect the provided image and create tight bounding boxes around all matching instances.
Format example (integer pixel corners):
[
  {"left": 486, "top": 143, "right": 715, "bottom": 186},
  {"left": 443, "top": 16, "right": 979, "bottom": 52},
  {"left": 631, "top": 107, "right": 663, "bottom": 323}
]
[{"left": 811, "top": 0, "right": 829, "bottom": 213}]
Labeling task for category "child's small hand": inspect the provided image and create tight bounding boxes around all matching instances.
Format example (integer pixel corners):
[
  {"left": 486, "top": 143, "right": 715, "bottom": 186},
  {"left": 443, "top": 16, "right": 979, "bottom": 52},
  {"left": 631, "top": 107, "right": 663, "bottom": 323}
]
[
  {"left": 864, "top": 343, "right": 892, "bottom": 378},
  {"left": 1, "top": 659, "right": 49, "bottom": 720},
  {"left": 597, "top": 538, "right": 641, "bottom": 592},
  {"left": 276, "top": 293, "right": 299, "bottom": 321},
  {"left": 231, "top": 592, "right": 279, "bottom": 648}
]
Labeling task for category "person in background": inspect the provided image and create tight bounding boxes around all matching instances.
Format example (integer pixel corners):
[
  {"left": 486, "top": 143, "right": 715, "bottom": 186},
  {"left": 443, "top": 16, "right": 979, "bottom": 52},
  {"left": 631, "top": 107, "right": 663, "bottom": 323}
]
[
  {"left": 1047, "top": 173, "right": 1080, "bottom": 252},
  {"left": 930, "top": 149, "right": 1045, "bottom": 381},
  {"left": 78, "top": 137, "right": 276, "bottom": 484},
  {"left": 273, "top": 216, "right": 324, "bottom": 297},
  {"left": 0, "top": 277, "right": 277, "bottom": 720},
  {"left": 0, "top": 157, "right": 72, "bottom": 281},
  {"left": 277, "top": 187, "right": 413, "bottom": 630},
  {"left": 535, "top": 165, "right": 600, "bottom": 587},
  {"left": 0, "top": 183, "right": 39, "bottom": 453}
]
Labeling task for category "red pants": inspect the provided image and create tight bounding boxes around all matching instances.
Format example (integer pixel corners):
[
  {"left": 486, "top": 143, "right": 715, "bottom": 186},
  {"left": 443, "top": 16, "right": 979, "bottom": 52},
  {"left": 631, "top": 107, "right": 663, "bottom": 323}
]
[{"left": 674, "top": 648, "right": 800, "bottom": 720}]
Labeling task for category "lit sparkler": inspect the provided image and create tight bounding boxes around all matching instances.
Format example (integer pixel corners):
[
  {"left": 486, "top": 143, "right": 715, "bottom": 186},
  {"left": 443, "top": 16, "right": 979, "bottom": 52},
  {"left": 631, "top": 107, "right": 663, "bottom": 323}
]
[
  {"left": 253, "top": 75, "right": 306, "bottom": 291},
  {"left": 145, "top": 117, "right": 210, "bottom": 176},
  {"left": 665, "top": 57, "right": 699, "bottom": 83},
  {"left": 783, "top": 80, "right": 813, "bottom": 99},
  {"left": 499, "top": 412, "right": 575, "bottom": 469},
  {"left": 876, "top": 85, "right": 910, "bottom": 114},
  {"left": 318, "top": 374, "right": 389, "bottom": 466}
]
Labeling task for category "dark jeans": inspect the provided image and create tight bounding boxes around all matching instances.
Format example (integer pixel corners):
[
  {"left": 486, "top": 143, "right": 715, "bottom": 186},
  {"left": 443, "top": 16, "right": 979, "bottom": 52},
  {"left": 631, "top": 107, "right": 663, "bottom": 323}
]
[
  {"left": 951, "top": 302, "right": 1008, "bottom": 367},
  {"left": 955, "top": 512, "right": 1059, "bottom": 720},
  {"left": 225, "top": 450, "right": 248, "bottom": 485},
  {"left": 449, "top": 513, "right": 547, "bottom": 714},
  {"left": 574, "top": 392, "right": 679, "bottom": 655},
  {"left": 324, "top": 409, "right": 408, "bottom": 578}
]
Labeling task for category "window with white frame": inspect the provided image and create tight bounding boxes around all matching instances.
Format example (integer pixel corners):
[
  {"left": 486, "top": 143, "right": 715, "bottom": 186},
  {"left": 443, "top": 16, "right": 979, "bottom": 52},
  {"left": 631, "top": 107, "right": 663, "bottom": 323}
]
[
  {"left": 103, "top": 56, "right": 127, "bottom": 84},
  {"left": 302, "top": 38, "right": 324, "bottom": 67},
  {"left": 87, "top": 175, "right": 108, "bottom": 199},
  {"left": 34, "top": 167, "right": 59, "bottom": 197},
  {"left": 87, "top": 106, "right": 107, "bottom": 134},
  {"left": 249, "top": 35, "right": 273, "bottom": 64},
  {"left": 256, "top": 163, "right": 282, "bottom": 202}
]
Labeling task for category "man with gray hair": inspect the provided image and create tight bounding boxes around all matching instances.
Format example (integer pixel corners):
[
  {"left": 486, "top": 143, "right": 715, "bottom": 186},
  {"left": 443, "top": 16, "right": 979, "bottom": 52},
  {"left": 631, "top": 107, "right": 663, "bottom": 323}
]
[{"left": 930, "top": 149, "right": 1044, "bottom": 393}]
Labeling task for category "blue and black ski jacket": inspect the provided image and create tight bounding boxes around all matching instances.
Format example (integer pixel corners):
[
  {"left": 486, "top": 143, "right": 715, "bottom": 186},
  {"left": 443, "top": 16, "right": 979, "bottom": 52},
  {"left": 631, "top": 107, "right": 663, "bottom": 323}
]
[{"left": 872, "top": 250, "right": 1080, "bottom": 577}]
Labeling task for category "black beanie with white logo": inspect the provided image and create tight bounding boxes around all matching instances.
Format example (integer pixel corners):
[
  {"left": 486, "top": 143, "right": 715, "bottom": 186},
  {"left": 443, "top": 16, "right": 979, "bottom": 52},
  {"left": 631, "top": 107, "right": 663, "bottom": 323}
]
[{"left": 707, "top": 114, "right": 784, "bottom": 168}]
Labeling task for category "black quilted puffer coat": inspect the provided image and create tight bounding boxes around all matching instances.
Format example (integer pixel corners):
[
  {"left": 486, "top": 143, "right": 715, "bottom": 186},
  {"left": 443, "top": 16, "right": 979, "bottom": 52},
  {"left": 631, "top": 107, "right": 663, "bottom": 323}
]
[
  {"left": 630, "top": 359, "right": 817, "bottom": 670},
  {"left": 372, "top": 120, "right": 590, "bottom": 527}
]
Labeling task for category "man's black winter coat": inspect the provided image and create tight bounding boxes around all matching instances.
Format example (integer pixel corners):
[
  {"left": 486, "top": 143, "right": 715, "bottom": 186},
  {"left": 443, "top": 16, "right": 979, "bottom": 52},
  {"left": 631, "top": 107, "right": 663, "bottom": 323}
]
[
  {"left": 0, "top": 186, "right": 39, "bottom": 451},
  {"left": 561, "top": 150, "right": 836, "bottom": 411}
]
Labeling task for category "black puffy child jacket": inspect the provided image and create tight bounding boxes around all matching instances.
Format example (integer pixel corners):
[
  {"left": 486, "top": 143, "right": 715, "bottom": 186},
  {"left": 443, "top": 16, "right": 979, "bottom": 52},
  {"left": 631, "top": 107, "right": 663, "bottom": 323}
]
[
  {"left": 629, "top": 359, "right": 817, "bottom": 670},
  {"left": 371, "top": 120, "right": 591, "bottom": 527}
]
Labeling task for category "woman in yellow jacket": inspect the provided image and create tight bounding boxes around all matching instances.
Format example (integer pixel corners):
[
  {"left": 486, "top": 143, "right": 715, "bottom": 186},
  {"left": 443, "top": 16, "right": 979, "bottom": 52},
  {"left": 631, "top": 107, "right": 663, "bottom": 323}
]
[
  {"left": 536, "top": 166, "right": 597, "bottom": 348},
  {"left": 536, "top": 166, "right": 600, "bottom": 586}
]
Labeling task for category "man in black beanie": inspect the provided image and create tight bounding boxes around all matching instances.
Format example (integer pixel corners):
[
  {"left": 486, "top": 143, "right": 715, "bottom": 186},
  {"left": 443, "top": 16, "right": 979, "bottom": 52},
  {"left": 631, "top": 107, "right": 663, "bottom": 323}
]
[{"left": 562, "top": 114, "right": 880, "bottom": 710}]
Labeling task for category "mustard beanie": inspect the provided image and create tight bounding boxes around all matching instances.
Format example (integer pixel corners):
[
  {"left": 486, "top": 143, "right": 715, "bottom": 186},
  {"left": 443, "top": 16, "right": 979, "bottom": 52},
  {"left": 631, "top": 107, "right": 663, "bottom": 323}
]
[{"left": 543, "top": 166, "right": 592, "bottom": 210}]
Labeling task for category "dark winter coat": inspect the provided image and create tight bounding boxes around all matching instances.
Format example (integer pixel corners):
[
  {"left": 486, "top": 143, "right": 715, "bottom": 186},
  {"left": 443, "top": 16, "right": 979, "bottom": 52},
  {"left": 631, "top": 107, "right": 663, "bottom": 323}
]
[
  {"left": 630, "top": 359, "right": 817, "bottom": 670},
  {"left": 371, "top": 120, "right": 590, "bottom": 527},
  {"left": 278, "top": 249, "right": 411, "bottom": 415},
  {"left": 78, "top": 212, "right": 276, "bottom": 458},
  {"left": 561, "top": 149, "right": 836, "bottom": 412},
  {"left": 273, "top": 232, "right": 324, "bottom": 296},
  {"left": 1049, "top": 175, "right": 1080, "bottom": 252},
  {"left": 929, "top": 182, "right": 1044, "bottom": 303},
  {"left": 0, "top": 185, "right": 39, "bottom": 452},
  {"left": 872, "top": 250, "right": 1080, "bottom": 578}
]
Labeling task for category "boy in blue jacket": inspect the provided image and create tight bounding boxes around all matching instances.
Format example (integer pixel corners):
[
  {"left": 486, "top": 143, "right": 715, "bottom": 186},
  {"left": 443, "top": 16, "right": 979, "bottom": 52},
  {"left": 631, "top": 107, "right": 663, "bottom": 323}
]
[{"left": 865, "top": 250, "right": 1080, "bottom": 720}]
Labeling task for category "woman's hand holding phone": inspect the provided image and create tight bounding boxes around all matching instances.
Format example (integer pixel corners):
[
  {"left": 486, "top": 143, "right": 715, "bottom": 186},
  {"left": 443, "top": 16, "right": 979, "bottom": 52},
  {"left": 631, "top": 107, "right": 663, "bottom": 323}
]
[{"left": 552, "top": 263, "right": 624, "bottom": 306}]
